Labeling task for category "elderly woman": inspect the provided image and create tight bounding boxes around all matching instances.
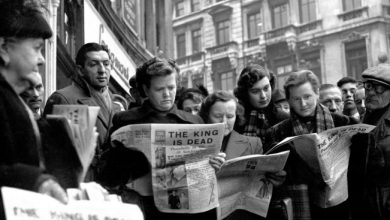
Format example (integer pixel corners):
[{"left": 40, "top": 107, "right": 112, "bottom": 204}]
[
  {"left": 269, "top": 70, "right": 357, "bottom": 220},
  {"left": 200, "top": 90, "right": 286, "bottom": 220},
  {"left": 0, "top": 0, "right": 67, "bottom": 211}
]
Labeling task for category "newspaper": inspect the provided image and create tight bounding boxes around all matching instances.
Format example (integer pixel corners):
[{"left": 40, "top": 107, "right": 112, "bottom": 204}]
[
  {"left": 45, "top": 105, "right": 99, "bottom": 187},
  {"left": 217, "top": 151, "right": 290, "bottom": 218},
  {"left": 266, "top": 124, "right": 376, "bottom": 208},
  {"left": 111, "top": 123, "right": 225, "bottom": 214},
  {"left": 1, "top": 187, "right": 143, "bottom": 220}
]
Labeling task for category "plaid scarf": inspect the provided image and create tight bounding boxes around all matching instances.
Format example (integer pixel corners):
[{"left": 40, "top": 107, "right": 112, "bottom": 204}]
[
  {"left": 243, "top": 109, "right": 270, "bottom": 138},
  {"left": 291, "top": 103, "right": 334, "bottom": 135}
]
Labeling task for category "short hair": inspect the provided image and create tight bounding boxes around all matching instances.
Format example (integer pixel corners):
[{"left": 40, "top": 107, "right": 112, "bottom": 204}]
[
  {"left": 234, "top": 64, "right": 271, "bottom": 106},
  {"left": 284, "top": 70, "right": 320, "bottom": 99},
  {"left": 199, "top": 90, "right": 245, "bottom": 127},
  {"left": 75, "top": 43, "right": 110, "bottom": 67},
  {"left": 0, "top": 0, "right": 52, "bottom": 39},
  {"left": 129, "top": 75, "right": 137, "bottom": 88},
  {"left": 337, "top": 77, "right": 357, "bottom": 88},
  {"left": 177, "top": 87, "right": 207, "bottom": 110},
  {"left": 136, "top": 57, "right": 179, "bottom": 98}
]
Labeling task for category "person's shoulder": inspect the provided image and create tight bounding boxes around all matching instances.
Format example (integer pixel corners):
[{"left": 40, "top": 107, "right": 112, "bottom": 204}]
[
  {"left": 113, "top": 106, "right": 144, "bottom": 123},
  {"left": 331, "top": 113, "right": 358, "bottom": 126}
]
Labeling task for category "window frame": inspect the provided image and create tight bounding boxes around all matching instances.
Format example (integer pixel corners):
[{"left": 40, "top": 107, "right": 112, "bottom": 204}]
[
  {"left": 299, "top": 0, "right": 316, "bottom": 23},
  {"left": 216, "top": 19, "right": 230, "bottom": 45},
  {"left": 272, "top": 3, "right": 288, "bottom": 29},
  {"left": 342, "top": 0, "right": 362, "bottom": 12},
  {"left": 191, "top": 29, "right": 202, "bottom": 53},
  {"left": 175, "top": 0, "right": 185, "bottom": 17},
  {"left": 176, "top": 33, "right": 186, "bottom": 58},
  {"left": 247, "top": 11, "right": 262, "bottom": 39}
]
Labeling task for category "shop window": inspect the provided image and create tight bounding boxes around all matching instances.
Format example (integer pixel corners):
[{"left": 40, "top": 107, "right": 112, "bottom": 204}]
[
  {"left": 299, "top": 0, "right": 316, "bottom": 23},
  {"left": 192, "top": 29, "right": 201, "bottom": 53},
  {"left": 175, "top": 0, "right": 185, "bottom": 17},
  {"left": 216, "top": 20, "right": 230, "bottom": 45},
  {"left": 191, "top": 0, "right": 200, "bottom": 12},
  {"left": 272, "top": 3, "right": 288, "bottom": 29},
  {"left": 343, "top": 0, "right": 361, "bottom": 11},
  {"left": 176, "top": 33, "right": 186, "bottom": 58},
  {"left": 345, "top": 39, "right": 367, "bottom": 79},
  {"left": 247, "top": 11, "right": 261, "bottom": 39}
]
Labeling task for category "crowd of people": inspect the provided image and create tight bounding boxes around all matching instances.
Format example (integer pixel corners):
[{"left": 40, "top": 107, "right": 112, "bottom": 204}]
[{"left": 1, "top": 1, "right": 390, "bottom": 220}]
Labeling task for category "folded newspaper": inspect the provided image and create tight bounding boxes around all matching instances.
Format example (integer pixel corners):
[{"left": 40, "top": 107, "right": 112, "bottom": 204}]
[
  {"left": 265, "top": 124, "right": 375, "bottom": 208},
  {"left": 111, "top": 123, "right": 225, "bottom": 214},
  {"left": 217, "top": 151, "right": 290, "bottom": 218},
  {"left": 1, "top": 187, "right": 143, "bottom": 220},
  {"left": 44, "top": 105, "right": 99, "bottom": 188}
]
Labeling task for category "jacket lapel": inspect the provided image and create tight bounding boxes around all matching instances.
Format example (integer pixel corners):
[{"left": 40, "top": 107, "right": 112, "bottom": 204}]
[
  {"left": 225, "top": 130, "right": 250, "bottom": 160},
  {"left": 77, "top": 98, "right": 110, "bottom": 129}
]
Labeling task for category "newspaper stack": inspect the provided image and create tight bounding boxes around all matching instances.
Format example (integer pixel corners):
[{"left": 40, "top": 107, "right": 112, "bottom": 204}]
[{"left": 44, "top": 105, "right": 99, "bottom": 188}]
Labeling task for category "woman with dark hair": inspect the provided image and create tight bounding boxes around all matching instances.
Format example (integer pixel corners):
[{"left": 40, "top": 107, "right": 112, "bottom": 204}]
[
  {"left": 0, "top": 0, "right": 67, "bottom": 213},
  {"left": 200, "top": 90, "right": 286, "bottom": 220},
  {"left": 234, "top": 64, "right": 279, "bottom": 149}
]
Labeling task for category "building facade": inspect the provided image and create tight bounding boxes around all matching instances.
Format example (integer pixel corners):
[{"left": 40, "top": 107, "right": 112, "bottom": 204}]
[
  {"left": 41, "top": 0, "right": 172, "bottom": 105},
  {"left": 172, "top": 0, "right": 390, "bottom": 92}
]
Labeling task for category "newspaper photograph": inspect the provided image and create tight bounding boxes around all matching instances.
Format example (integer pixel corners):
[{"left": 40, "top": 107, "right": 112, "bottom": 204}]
[
  {"left": 111, "top": 123, "right": 225, "bottom": 214},
  {"left": 266, "top": 124, "right": 375, "bottom": 208},
  {"left": 217, "top": 151, "right": 290, "bottom": 218}
]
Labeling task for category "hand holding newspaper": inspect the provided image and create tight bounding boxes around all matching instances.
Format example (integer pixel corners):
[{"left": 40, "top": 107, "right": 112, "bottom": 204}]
[
  {"left": 44, "top": 105, "right": 100, "bottom": 187},
  {"left": 266, "top": 124, "right": 375, "bottom": 208},
  {"left": 111, "top": 123, "right": 225, "bottom": 214},
  {"left": 217, "top": 151, "right": 290, "bottom": 218}
]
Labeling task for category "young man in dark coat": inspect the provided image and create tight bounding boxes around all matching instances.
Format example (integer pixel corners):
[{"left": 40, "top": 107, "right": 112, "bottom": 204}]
[{"left": 44, "top": 43, "right": 121, "bottom": 181}]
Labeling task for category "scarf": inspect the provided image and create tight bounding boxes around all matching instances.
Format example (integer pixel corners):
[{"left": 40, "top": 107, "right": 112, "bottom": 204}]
[
  {"left": 243, "top": 109, "right": 271, "bottom": 138},
  {"left": 291, "top": 103, "right": 334, "bottom": 135}
]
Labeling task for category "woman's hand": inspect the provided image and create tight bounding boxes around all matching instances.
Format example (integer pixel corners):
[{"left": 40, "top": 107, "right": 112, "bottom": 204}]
[
  {"left": 266, "top": 170, "right": 287, "bottom": 187},
  {"left": 38, "top": 179, "right": 68, "bottom": 204},
  {"left": 209, "top": 152, "right": 226, "bottom": 172}
]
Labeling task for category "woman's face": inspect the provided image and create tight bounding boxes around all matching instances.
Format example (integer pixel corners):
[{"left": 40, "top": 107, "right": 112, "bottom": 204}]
[
  {"left": 182, "top": 99, "right": 202, "bottom": 115},
  {"left": 1, "top": 38, "right": 45, "bottom": 91},
  {"left": 248, "top": 77, "right": 272, "bottom": 109},
  {"left": 208, "top": 100, "right": 237, "bottom": 136}
]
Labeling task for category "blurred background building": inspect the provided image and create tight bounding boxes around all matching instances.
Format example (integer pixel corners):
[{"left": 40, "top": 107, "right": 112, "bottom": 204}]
[{"left": 171, "top": 0, "right": 390, "bottom": 92}]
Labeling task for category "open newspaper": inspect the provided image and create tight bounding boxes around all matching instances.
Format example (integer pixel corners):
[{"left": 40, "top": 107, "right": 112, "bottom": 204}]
[
  {"left": 1, "top": 187, "right": 143, "bottom": 220},
  {"left": 217, "top": 151, "right": 290, "bottom": 218},
  {"left": 111, "top": 123, "right": 225, "bottom": 214},
  {"left": 44, "top": 105, "right": 99, "bottom": 188},
  {"left": 266, "top": 124, "right": 375, "bottom": 208}
]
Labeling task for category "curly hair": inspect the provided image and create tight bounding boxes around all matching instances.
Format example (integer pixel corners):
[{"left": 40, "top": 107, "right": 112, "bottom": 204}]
[
  {"left": 284, "top": 70, "right": 320, "bottom": 99},
  {"left": 234, "top": 64, "right": 271, "bottom": 108},
  {"left": 136, "top": 57, "right": 180, "bottom": 98},
  {"left": 199, "top": 90, "right": 246, "bottom": 127}
]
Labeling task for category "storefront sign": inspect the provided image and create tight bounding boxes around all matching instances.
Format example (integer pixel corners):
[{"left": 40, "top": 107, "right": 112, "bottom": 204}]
[{"left": 84, "top": 0, "right": 136, "bottom": 94}]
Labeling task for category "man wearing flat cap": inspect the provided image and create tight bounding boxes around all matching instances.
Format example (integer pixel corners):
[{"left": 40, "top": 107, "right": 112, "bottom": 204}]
[{"left": 349, "top": 63, "right": 390, "bottom": 220}]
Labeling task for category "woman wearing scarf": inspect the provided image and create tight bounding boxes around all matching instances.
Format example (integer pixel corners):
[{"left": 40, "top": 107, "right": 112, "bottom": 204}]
[
  {"left": 234, "top": 64, "right": 280, "bottom": 149},
  {"left": 269, "top": 70, "right": 357, "bottom": 220}
]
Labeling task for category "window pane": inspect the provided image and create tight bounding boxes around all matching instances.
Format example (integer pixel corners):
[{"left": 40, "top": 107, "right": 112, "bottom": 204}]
[
  {"left": 192, "top": 29, "right": 201, "bottom": 53},
  {"left": 177, "top": 34, "right": 186, "bottom": 58},
  {"left": 176, "top": 0, "right": 184, "bottom": 17},
  {"left": 217, "top": 20, "right": 230, "bottom": 45},
  {"left": 345, "top": 39, "right": 367, "bottom": 79},
  {"left": 273, "top": 4, "right": 288, "bottom": 28},
  {"left": 191, "top": 0, "right": 200, "bottom": 12},
  {"left": 248, "top": 12, "right": 261, "bottom": 39}
]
